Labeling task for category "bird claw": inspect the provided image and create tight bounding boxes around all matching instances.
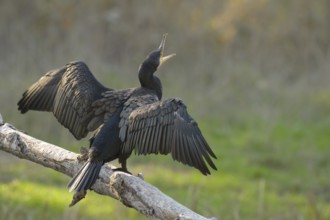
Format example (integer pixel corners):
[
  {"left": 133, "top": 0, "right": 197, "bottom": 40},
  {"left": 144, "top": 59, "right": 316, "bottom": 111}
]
[
  {"left": 112, "top": 167, "right": 132, "bottom": 175},
  {"left": 69, "top": 190, "right": 87, "bottom": 207},
  {"left": 77, "top": 146, "right": 89, "bottom": 162},
  {"left": 112, "top": 169, "right": 144, "bottom": 180}
]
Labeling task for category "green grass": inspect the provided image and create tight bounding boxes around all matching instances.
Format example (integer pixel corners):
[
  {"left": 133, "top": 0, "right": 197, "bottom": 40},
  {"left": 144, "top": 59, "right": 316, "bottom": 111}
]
[{"left": 1, "top": 115, "right": 330, "bottom": 220}]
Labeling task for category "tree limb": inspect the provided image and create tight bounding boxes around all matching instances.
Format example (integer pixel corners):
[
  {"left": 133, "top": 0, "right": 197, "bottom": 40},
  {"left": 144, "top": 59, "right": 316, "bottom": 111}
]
[{"left": 0, "top": 114, "right": 215, "bottom": 220}]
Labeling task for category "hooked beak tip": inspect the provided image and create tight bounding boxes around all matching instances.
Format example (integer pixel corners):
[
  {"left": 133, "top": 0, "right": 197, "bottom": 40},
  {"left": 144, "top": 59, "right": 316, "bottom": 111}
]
[
  {"left": 158, "top": 34, "right": 175, "bottom": 65},
  {"left": 158, "top": 33, "right": 168, "bottom": 51}
]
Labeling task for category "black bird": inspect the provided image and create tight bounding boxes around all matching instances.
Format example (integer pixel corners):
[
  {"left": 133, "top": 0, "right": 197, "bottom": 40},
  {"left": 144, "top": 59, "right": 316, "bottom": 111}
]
[{"left": 18, "top": 34, "right": 217, "bottom": 205}]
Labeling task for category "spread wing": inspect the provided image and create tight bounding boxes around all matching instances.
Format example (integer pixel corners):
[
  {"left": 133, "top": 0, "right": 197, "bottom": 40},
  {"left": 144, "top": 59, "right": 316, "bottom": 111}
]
[
  {"left": 18, "top": 61, "right": 111, "bottom": 139},
  {"left": 120, "top": 98, "right": 217, "bottom": 175}
]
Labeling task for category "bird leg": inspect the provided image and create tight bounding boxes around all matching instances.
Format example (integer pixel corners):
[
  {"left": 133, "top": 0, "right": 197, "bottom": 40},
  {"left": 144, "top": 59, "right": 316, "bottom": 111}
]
[
  {"left": 112, "top": 160, "right": 132, "bottom": 174},
  {"left": 77, "top": 146, "right": 89, "bottom": 162},
  {"left": 112, "top": 160, "right": 144, "bottom": 180}
]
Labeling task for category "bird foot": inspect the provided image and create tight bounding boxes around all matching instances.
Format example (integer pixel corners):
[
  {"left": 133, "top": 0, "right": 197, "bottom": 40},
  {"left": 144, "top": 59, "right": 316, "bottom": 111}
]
[
  {"left": 69, "top": 190, "right": 87, "bottom": 207},
  {"left": 112, "top": 167, "right": 132, "bottom": 175},
  {"left": 111, "top": 169, "right": 144, "bottom": 180},
  {"left": 77, "top": 146, "right": 89, "bottom": 162}
]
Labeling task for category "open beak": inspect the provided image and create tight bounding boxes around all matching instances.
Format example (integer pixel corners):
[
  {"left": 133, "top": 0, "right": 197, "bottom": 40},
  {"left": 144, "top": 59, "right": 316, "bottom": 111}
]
[{"left": 159, "top": 33, "right": 176, "bottom": 65}]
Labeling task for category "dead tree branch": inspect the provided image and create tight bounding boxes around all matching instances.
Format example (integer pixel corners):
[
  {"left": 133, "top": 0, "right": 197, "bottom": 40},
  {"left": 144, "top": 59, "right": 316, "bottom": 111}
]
[{"left": 0, "top": 114, "right": 215, "bottom": 220}]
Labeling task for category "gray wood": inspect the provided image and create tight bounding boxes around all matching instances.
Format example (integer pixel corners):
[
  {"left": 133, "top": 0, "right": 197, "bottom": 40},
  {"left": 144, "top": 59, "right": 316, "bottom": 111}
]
[{"left": 0, "top": 120, "right": 216, "bottom": 220}]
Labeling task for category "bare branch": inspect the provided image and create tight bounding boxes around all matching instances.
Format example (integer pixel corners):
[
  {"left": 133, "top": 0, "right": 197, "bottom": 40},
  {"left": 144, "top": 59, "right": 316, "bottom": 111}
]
[{"left": 0, "top": 116, "right": 215, "bottom": 220}]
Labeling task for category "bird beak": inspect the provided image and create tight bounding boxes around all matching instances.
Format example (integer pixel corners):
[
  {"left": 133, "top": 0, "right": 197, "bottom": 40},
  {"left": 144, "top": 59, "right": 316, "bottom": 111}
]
[
  {"left": 159, "top": 34, "right": 176, "bottom": 65},
  {"left": 160, "top": 53, "right": 176, "bottom": 65}
]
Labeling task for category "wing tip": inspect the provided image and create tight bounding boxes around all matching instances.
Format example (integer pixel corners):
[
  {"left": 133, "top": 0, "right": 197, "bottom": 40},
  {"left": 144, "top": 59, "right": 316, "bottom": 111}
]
[
  {"left": 200, "top": 165, "right": 218, "bottom": 176},
  {"left": 18, "top": 108, "right": 28, "bottom": 114},
  {"left": 17, "top": 98, "right": 29, "bottom": 114}
]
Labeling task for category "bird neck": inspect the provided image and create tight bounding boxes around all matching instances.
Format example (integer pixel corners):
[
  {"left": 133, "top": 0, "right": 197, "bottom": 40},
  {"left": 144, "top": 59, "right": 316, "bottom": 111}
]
[{"left": 138, "top": 64, "right": 163, "bottom": 99}]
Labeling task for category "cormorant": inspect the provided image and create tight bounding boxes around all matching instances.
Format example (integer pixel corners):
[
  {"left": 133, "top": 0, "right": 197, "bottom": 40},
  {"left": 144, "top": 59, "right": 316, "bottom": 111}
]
[{"left": 18, "top": 34, "right": 217, "bottom": 205}]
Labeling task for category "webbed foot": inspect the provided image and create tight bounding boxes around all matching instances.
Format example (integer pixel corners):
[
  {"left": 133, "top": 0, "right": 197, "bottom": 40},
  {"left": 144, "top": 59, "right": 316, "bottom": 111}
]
[{"left": 112, "top": 167, "right": 132, "bottom": 175}]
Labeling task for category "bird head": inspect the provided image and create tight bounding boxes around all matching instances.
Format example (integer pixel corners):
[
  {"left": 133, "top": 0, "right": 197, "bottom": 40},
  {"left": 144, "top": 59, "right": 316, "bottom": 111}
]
[
  {"left": 142, "top": 34, "right": 176, "bottom": 72},
  {"left": 138, "top": 34, "right": 176, "bottom": 98}
]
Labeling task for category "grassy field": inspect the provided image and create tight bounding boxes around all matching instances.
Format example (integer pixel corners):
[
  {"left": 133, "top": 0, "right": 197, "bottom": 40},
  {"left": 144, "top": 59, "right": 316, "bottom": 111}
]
[{"left": 1, "top": 114, "right": 329, "bottom": 220}]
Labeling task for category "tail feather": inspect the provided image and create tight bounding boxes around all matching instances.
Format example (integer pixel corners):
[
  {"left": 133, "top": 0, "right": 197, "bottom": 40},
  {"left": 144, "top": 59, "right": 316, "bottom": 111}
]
[{"left": 68, "top": 161, "right": 103, "bottom": 192}]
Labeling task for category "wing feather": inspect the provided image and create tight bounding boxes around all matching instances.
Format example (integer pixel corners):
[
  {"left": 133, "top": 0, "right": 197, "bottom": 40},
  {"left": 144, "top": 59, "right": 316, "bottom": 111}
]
[
  {"left": 18, "top": 61, "right": 110, "bottom": 139},
  {"left": 121, "top": 98, "right": 217, "bottom": 175},
  {"left": 160, "top": 124, "right": 168, "bottom": 154}
]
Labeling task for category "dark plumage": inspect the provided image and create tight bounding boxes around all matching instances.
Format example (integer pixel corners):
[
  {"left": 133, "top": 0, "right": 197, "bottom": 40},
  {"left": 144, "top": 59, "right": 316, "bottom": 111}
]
[{"left": 18, "top": 34, "right": 217, "bottom": 205}]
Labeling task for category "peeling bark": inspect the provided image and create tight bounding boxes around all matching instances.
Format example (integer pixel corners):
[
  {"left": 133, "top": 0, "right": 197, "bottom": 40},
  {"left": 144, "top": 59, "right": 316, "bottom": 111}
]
[{"left": 0, "top": 117, "right": 216, "bottom": 220}]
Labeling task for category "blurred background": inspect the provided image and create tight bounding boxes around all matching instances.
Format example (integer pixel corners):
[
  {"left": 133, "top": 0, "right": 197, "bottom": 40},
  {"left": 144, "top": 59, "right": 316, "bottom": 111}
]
[{"left": 0, "top": 0, "right": 329, "bottom": 219}]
